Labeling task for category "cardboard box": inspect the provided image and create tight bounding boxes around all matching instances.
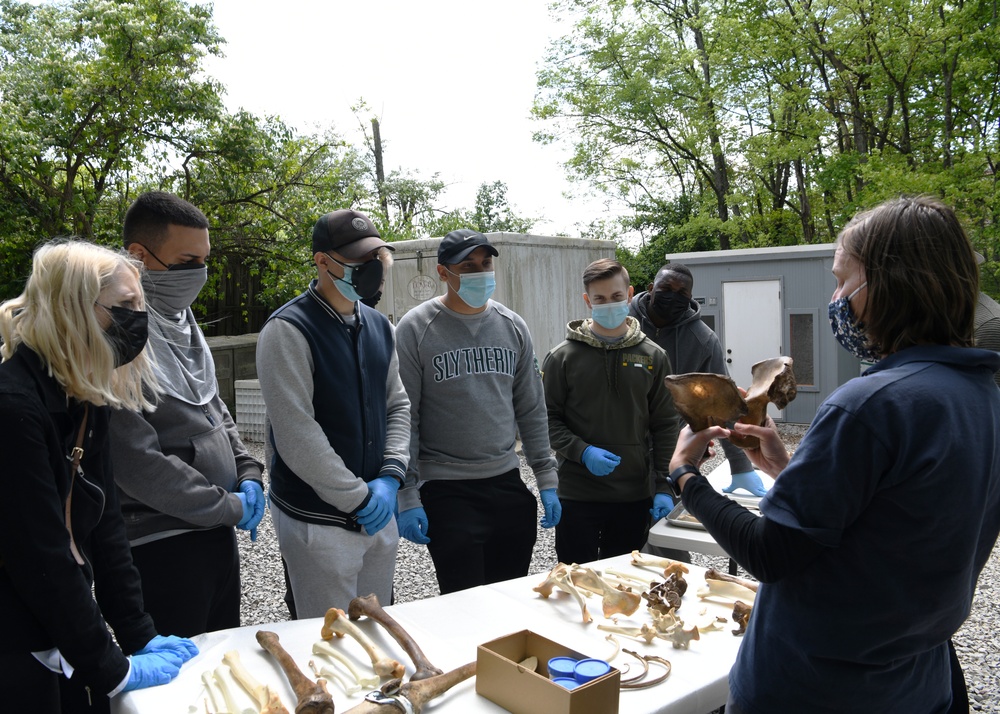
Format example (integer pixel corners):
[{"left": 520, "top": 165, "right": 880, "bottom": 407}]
[{"left": 476, "top": 630, "right": 620, "bottom": 714}]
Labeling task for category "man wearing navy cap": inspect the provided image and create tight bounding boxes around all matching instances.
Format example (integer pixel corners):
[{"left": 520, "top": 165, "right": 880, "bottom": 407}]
[
  {"left": 256, "top": 209, "right": 410, "bottom": 617},
  {"left": 394, "top": 229, "right": 560, "bottom": 594}
]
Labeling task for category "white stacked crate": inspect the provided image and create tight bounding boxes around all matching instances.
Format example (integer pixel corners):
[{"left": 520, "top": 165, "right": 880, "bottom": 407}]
[{"left": 235, "top": 379, "right": 266, "bottom": 443}]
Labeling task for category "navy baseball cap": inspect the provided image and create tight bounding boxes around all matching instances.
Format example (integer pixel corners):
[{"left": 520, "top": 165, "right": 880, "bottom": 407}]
[{"left": 437, "top": 229, "right": 499, "bottom": 264}]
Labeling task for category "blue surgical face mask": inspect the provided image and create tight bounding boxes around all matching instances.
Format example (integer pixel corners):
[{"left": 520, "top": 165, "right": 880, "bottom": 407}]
[
  {"left": 445, "top": 268, "right": 496, "bottom": 309},
  {"left": 828, "top": 282, "right": 880, "bottom": 362},
  {"left": 590, "top": 300, "right": 629, "bottom": 330}
]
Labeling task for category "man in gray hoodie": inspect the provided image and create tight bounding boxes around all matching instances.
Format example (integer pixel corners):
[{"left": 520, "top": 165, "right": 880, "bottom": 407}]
[
  {"left": 630, "top": 264, "right": 767, "bottom": 497},
  {"left": 395, "top": 229, "right": 559, "bottom": 594},
  {"left": 111, "top": 192, "right": 265, "bottom": 637}
]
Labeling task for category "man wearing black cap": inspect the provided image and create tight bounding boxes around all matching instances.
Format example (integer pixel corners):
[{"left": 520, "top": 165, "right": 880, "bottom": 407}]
[
  {"left": 255, "top": 209, "right": 410, "bottom": 617},
  {"left": 394, "top": 229, "right": 560, "bottom": 595}
]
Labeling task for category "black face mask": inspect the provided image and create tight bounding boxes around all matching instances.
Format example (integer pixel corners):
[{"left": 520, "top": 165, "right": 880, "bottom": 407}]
[
  {"left": 326, "top": 253, "right": 385, "bottom": 301},
  {"left": 101, "top": 305, "right": 149, "bottom": 367},
  {"left": 360, "top": 289, "right": 383, "bottom": 308},
  {"left": 652, "top": 290, "right": 690, "bottom": 325}
]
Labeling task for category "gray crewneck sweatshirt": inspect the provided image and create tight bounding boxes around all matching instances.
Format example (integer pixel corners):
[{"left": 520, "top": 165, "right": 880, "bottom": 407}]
[{"left": 395, "top": 297, "right": 557, "bottom": 511}]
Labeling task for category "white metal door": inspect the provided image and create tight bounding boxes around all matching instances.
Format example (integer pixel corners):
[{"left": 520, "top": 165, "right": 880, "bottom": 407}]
[{"left": 723, "top": 280, "right": 783, "bottom": 417}]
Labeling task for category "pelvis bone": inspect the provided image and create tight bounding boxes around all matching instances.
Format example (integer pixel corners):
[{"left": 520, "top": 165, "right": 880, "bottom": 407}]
[{"left": 664, "top": 356, "right": 796, "bottom": 448}]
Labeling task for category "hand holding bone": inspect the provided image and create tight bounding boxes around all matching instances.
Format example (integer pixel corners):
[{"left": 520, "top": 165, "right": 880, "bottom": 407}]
[
  {"left": 729, "top": 418, "right": 789, "bottom": 477},
  {"left": 669, "top": 425, "right": 727, "bottom": 475}
]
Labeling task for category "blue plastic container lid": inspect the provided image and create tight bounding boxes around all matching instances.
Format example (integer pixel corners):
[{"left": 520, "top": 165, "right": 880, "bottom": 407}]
[
  {"left": 547, "top": 656, "right": 579, "bottom": 679},
  {"left": 574, "top": 658, "right": 612, "bottom": 683},
  {"left": 552, "top": 677, "right": 580, "bottom": 690}
]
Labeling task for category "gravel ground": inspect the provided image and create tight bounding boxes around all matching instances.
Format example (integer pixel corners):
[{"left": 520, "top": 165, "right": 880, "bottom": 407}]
[{"left": 237, "top": 425, "right": 1000, "bottom": 712}]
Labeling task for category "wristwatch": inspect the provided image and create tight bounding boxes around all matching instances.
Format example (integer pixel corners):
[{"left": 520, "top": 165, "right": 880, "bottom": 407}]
[{"left": 666, "top": 464, "right": 701, "bottom": 499}]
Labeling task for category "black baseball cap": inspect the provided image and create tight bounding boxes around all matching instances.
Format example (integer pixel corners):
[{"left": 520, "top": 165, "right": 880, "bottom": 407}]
[
  {"left": 437, "top": 229, "right": 499, "bottom": 265},
  {"left": 312, "top": 210, "right": 393, "bottom": 260}
]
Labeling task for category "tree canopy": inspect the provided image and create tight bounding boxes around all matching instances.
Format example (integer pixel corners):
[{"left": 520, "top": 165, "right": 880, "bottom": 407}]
[
  {"left": 0, "top": 0, "right": 535, "bottom": 332},
  {"left": 535, "top": 0, "right": 1000, "bottom": 289}
]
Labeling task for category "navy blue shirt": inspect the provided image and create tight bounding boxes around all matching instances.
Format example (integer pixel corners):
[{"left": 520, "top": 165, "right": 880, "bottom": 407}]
[{"left": 700, "top": 345, "right": 1000, "bottom": 713}]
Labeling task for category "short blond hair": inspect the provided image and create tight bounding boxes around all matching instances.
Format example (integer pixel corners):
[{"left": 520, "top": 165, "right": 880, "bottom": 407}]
[{"left": 0, "top": 239, "right": 159, "bottom": 410}]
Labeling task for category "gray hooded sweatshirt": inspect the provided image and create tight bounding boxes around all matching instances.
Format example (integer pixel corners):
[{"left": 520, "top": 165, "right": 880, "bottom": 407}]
[{"left": 630, "top": 290, "right": 754, "bottom": 473}]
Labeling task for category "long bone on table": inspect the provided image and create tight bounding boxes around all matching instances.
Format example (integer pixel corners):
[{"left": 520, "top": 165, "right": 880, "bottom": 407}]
[
  {"left": 347, "top": 593, "right": 444, "bottom": 681},
  {"left": 256, "top": 630, "right": 335, "bottom": 714}
]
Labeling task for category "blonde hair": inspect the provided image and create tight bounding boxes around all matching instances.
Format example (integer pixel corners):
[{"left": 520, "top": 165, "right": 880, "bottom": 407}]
[{"left": 0, "top": 239, "right": 159, "bottom": 410}]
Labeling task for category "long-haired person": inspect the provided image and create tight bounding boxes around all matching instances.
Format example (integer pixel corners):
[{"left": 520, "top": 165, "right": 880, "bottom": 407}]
[
  {"left": 667, "top": 196, "right": 1000, "bottom": 713},
  {"left": 0, "top": 240, "right": 197, "bottom": 712}
]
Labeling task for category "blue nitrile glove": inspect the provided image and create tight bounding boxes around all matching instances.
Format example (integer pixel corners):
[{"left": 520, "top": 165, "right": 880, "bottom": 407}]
[
  {"left": 539, "top": 489, "right": 562, "bottom": 528},
  {"left": 236, "top": 492, "right": 253, "bottom": 530},
  {"left": 238, "top": 481, "right": 266, "bottom": 541},
  {"left": 398, "top": 507, "right": 431, "bottom": 544},
  {"left": 122, "top": 651, "right": 182, "bottom": 692},
  {"left": 356, "top": 476, "right": 399, "bottom": 535},
  {"left": 723, "top": 471, "right": 769, "bottom": 497},
  {"left": 581, "top": 446, "right": 621, "bottom": 476},
  {"left": 650, "top": 493, "right": 674, "bottom": 522},
  {"left": 136, "top": 635, "right": 199, "bottom": 663}
]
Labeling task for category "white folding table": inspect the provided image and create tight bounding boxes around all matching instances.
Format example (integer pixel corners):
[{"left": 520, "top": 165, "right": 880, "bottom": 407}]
[{"left": 113, "top": 553, "right": 745, "bottom": 714}]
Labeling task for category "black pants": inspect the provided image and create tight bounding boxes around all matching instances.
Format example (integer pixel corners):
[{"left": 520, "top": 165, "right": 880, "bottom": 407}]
[
  {"left": 422, "top": 469, "right": 537, "bottom": 594},
  {"left": 948, "top": 639, "right": 970, "bottom": 714},
  {"left": 130, "top": 527, "right": 241, "bottom": 637},
  {"left": 555, "top": 498, "right": 651, "bottom": 565},
  {"left": 1, "top": 650, "right": 109, "bottom": 713}
]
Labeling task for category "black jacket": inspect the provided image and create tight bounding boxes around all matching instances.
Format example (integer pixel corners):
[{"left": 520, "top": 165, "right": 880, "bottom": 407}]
[{"left": 0, "top": 347, "right": 156, "bottom": 694}]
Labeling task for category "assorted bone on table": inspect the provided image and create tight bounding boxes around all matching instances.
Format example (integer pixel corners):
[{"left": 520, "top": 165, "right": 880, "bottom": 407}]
[
  {"left": 112, "top": 554, "right": 746, "bottom": 714},
  {"left": 647, "top": 460, "right": 774, "bottom": 574}
]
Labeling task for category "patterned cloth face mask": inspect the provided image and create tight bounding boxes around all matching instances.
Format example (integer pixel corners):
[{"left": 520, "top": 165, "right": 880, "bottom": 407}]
[{"left": 828, "top": 282, "right": 880, "bottom": 362}]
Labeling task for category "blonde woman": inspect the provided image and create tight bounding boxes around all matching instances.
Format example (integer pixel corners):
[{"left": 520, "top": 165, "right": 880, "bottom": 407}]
[{"left": 0, "top": 240, "right": 197, "bottom": 713}]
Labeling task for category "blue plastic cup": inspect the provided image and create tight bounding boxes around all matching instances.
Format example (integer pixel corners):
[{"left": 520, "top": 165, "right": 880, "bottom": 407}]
[
  {"left": 574, "top": 658, "right": 612, "bottom": 684},
  {"left": 552, "top": 677, "right": 580, "bottom": 690},
  {"left": 547, "top": 656, "right": 579, "bottom": 680}
]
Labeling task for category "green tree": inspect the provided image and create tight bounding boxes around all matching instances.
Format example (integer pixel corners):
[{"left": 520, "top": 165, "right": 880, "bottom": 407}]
[
  {"left": 535, "top": 0, "right": 1000, "bottom": 267},
  {"left": 422, "top": 181, "right": 536, "bottom": 237},
  {"left": 0, "top": 0, "right": 224, "bottom": 295},
  {"left": 148, "top": 114, "right": 372, "bottom": 332}
]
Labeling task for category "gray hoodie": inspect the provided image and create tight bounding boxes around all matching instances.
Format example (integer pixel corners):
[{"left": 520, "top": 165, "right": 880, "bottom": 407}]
[{"left": 630, "top": 290, "right": 754, "bottom": 473}]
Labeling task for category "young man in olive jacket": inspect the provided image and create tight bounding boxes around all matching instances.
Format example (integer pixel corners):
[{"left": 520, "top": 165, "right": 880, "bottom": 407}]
[{"left": 542, "top": 259, "right": 680, "bottom": 564}]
